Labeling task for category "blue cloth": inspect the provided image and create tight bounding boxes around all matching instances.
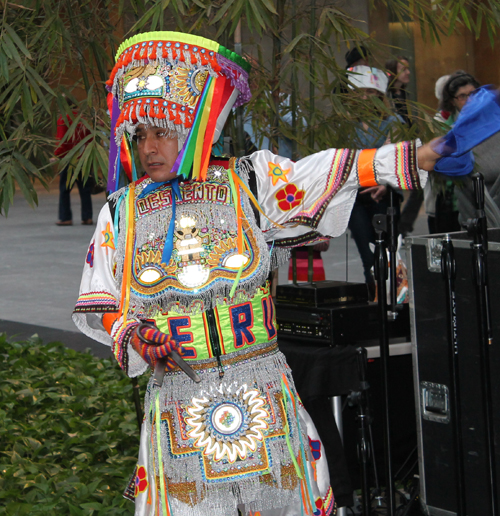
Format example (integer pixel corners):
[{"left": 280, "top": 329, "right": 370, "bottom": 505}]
[
  {"left": 433, "top": 86, "right": 500, "bottom": 177},
  {"left": 434, "top": 151, "right": 475, "bottom": 176},
  {"left": 434, "top": 86, "right": 500, "bottom": 157}
]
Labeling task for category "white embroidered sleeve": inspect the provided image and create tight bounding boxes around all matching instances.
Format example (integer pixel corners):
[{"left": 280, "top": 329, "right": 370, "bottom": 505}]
[
  {"left": 72, "top": 201, "right": 148, "bottom": 378},
  {"left": 246, "top": 141, "right": 427, "bottom": 245}
]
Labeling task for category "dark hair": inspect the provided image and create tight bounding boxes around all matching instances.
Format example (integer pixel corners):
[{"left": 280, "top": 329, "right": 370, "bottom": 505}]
[
  {"left": 345, "top": 46, "right": 370, "bottom": 68},
  {"left": 440, "top": 71, "right": 480, "bottom": 113},
  {"left": 385, "top": 56, "right": 409, "bottom": 91}
]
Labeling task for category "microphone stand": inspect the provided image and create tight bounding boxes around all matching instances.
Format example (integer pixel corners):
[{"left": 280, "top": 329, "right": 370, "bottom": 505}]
[
  {"left": 372, "top": 210, "right": 395, "bottom": 516},
  {"left": 387, "top": 188, "right": 401, "bottom": 318},
  {"left": 466, "top": 172, "right": 498, "bottom": 516},
  {"left": 348, "top": 347, "right": 375, "bottom": 516},
  {"left": 441, "top": 235, "right": 466, "bottom": 516}
]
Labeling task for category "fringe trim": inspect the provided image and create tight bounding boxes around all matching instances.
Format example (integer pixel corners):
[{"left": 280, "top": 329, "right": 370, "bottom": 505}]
[{"left": 144, "top": 346, "right": 304, "bottom": 514}]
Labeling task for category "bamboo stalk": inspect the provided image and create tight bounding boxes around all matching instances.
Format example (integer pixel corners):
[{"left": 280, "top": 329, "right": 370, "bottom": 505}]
[
  {"left": 291, "top": 0, "right": 297, "bottom": 161},
  {"left": 308, "top": 0, "right": 316, "bottom": 151}
]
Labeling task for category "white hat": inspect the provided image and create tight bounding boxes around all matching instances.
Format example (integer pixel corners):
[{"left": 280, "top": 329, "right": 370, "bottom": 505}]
[
  {"left": 347, "top": 65, "right": 388, "bottom": 94},
  {"left": 435, "top": 75, "right": 450, "bottom": 101}
]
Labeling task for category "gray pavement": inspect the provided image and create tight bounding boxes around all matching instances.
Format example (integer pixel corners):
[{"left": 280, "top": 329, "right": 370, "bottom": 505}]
[{"left": 0, "top": 183, "right": 427, "bottom": 353}]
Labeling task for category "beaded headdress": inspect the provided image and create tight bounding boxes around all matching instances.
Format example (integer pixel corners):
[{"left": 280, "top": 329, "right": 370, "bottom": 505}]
[{"left": 106, "top": 31, "right": 251, "bottom": 192}]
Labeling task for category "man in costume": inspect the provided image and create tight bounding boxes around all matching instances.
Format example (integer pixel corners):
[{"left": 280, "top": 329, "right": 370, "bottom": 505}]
[{"left": 73, "top": 31, "right": 495, "bottom": 515}]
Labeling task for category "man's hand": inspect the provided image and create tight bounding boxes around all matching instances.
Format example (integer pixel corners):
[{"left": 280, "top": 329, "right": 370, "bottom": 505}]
[
  {"left": 417, "top": 137, "right": 443, "bottom": 171},
  {"left": 313, "top": 240, "right": 330, "bottom": 253},
  {"left": 360, "top": 185, "right": 387, "bottom": 202},
  {"left": 131, "top": 324, "right": 185, "bottom": 371}
]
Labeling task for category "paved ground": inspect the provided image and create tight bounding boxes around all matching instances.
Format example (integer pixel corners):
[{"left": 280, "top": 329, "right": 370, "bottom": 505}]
[{"left": 0, "top": 183, "right": 427, "bottom": 355}]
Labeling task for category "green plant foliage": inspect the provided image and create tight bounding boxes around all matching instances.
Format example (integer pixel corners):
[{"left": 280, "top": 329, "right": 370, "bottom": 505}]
[{"left": 0, "top": 333, "right": 148, "bottom": 515}]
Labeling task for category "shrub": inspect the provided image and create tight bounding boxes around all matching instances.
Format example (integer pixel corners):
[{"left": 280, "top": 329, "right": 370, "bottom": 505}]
[{"left": 0, "top": 334, "right": 147, "bottom": 515}]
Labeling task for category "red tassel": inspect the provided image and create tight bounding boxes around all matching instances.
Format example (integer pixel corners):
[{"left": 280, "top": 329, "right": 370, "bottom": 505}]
[
  {"left": 169, "top": 108, "right": 175, "bottom": 122},
  {"left": 190, "top": 50, "right": 197, "bottom": 65},
  {"left": 124, "top": 51, "right": 132, "bottom": 67},
  {"left": 139, "top": 103, "right": 147, "bottom": 118},
  {"left": 156, "top": 108, "right": 166, "bottom": 120},
  {"left": 211, "top": 54, "right": 221, "bottom": 73},
  {"left": 175, "top": 112, "right": 182, "bottom": 125},
  {"left": 150, "top": 42, "right": 157, "bottom": 60}
]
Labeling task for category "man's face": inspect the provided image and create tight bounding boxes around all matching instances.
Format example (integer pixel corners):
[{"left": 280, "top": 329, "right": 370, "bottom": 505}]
[{"left": 136, "top": 124, "right": 179, "bottom": 183}]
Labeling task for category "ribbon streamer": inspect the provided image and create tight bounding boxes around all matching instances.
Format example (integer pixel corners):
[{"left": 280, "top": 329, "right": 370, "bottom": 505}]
[{"left": 155, "top": 391, "right": 171, "bottom": 516}]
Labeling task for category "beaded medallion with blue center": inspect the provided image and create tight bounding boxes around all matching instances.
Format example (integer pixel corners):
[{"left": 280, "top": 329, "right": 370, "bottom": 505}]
[
  {"left": 185, "top": 384, "right": 270, "bottom": 463},
  {"left": 209, "top": 401, "right": 246, "bottom": 438}
]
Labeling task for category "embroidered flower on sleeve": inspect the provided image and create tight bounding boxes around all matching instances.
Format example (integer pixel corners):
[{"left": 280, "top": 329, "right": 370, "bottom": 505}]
[
  {"left": 86, "top": 242, "right": 95, "bottom": 268},
  {"left": 275, "top": 183, "right": 305, "bottom": 212},
  {"left": 134, "top": 465, "right": 148, "bottom": 497}
]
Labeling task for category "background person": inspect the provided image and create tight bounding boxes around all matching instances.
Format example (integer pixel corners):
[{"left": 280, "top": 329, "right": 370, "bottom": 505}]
[
  {"left": 54, "top": 109, "right": 93, "bottom": 226},
  {"left": 386, "top": 56, "right": 411, "bottom": 124},
  {"left": 346, "top": 65, "right": 404, "bottom": 299},
  {"left": 426, "top": 71, "right": 480, "bottom": 233},
  {"left": 385, "top": 56, "right": 426, "bottom": 236}
]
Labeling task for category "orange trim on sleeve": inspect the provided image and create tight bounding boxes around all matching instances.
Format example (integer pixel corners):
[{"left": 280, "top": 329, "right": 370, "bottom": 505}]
[
  {"left": 357, "top": 148, "right": 378, "bottom": 187},
  {"left": 102, "top": 313, "right": 119, "bottom": 335}
]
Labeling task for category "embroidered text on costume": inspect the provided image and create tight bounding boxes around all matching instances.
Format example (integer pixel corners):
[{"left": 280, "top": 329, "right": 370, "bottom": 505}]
[{"left": 137, "top": 182, "right": 231, "bottom": 216}]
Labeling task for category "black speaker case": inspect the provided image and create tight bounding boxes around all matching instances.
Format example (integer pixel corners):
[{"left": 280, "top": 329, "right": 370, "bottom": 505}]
[{"left": 406, "top": 230, "right": 500, "bottom": 516}]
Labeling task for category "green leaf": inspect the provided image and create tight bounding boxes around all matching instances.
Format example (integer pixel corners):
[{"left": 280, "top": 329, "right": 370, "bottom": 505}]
[
  {"left": 260, "top": 0, "right": 277, "bottom": 15},
  {"left": 25, "top": 65, "right": 56, "bottom": 97},
  {"left": 3, "top": 22, "right": 32, "bottom": 60},
  {"left": 2, "top": 34, "right": 25, "bottom": 70},
  {"left": 21, "top": 80, "right": 34, "bottom": 127},
  {"left": 80, "top": 502, "right": 103, "bottom": 510},
  {"left": 248, "top": 0, "right": 267, "bottom": 31},
  {"left": 211, "top": 0, "right": 236, "bottom": 24},
  {"left": 0, "top": 51, "right": 9, "bottom": 82}
]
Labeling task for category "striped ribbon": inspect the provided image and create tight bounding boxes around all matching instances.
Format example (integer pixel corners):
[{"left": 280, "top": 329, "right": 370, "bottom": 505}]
[
  {"left": 119, "top": 185, "right": 136, "bottom": 320},
  {"left": 155, "top": 390, "right": 171, "bottom": 515}
]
